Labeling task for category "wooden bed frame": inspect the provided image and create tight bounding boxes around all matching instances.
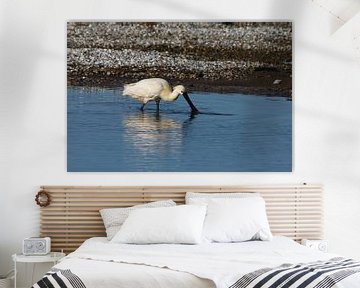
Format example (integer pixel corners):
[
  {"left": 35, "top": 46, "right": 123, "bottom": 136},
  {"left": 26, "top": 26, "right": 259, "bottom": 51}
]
[{"left": 39, "top": 184, "right": 323, "bottom": 253}]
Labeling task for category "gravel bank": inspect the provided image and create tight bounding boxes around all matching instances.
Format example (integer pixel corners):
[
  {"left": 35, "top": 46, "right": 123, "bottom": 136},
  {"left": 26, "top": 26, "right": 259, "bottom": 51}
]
[{"left": 67, "top": 22, "right": 292, "bottom": 96}]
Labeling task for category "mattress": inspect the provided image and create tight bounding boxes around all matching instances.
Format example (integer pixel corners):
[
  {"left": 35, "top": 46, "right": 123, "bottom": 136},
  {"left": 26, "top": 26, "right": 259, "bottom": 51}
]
[{"left": 34, "top": 236, "right": 360, "bottom": 288}]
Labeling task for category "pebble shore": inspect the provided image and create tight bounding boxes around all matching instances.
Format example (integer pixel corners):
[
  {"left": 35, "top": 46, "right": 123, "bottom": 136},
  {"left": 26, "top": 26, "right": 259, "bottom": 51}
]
[{"left": 67, "top": 22, "right": 292, "bottom": 97}]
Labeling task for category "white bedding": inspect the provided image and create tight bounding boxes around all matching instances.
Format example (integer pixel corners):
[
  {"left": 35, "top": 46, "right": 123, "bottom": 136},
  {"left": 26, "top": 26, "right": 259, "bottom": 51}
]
[{"left": 53, "top": 237, "right": 360, "bottom": 288}]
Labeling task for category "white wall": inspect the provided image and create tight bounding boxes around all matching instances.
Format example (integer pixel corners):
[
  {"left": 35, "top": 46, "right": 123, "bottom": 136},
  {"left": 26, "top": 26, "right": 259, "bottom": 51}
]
[{"left": 1, "top": 0, "right": 360, "bottom": 285}]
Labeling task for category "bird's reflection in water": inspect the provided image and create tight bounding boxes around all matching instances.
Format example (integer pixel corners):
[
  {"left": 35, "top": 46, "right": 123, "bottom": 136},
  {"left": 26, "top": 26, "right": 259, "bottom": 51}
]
[{"left": 123, "top": 112, "right": 196, "bottom": 155}]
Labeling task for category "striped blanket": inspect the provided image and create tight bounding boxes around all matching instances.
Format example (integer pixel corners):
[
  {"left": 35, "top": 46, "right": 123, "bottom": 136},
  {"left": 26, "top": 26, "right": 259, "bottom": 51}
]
[
  {"left": 32, "top": 268, "right": 86, "bottom": 288},
  {"left": 230, "top": 258, "right": 360, "bottom": 288},
  {"left": 32, "top": 258, "right": 360, "bottom": 288}
]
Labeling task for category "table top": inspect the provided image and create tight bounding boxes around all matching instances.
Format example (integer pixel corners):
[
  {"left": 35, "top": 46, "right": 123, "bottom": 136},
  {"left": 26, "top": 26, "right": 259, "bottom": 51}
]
[{"left": 12, "top": 252, "right": 66, "bottom": 263}]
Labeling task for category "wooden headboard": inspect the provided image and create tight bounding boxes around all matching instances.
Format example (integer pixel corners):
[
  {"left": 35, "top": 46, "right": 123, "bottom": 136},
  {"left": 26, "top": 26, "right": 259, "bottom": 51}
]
[{"left": 39, "top": 184, "right": 323, "bottom": 253}]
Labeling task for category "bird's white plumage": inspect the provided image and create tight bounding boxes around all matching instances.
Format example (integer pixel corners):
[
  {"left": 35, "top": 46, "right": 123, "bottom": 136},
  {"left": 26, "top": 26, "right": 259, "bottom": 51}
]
[
  {"left": 122, "top": 78, "right": 197, "bottom": 112},
  {"left": 123, "top": 78, "right": 172, "bottom": 103}
]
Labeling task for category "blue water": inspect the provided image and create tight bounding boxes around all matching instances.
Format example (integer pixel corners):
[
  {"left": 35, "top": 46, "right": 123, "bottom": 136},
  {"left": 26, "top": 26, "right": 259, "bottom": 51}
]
[{"left": 67, "top": 87, "right": 292, "bottom": 172}]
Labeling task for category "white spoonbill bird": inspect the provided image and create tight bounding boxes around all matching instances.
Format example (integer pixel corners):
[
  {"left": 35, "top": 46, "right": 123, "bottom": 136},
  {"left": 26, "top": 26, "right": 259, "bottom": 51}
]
[{"left": 123, "top": 78, "right": 199, "bottom": 113}]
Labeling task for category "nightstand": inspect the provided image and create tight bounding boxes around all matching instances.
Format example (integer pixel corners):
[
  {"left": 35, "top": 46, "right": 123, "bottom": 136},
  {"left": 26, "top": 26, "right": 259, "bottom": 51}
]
[
  {"left": 301, "top": 239, "right": 328, "bottom": 252},
  {"left": 12, "top": 252, "right": 65, "bottom": 288}
]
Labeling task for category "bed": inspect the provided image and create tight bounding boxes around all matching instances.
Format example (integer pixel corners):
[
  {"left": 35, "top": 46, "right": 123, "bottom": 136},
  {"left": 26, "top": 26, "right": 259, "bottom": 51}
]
[
  {"left": 33, "top": 185, "right": 360, "bottom": 288},
  {"left": 33, "top": 236, "right": 360, "bottom": 288}
]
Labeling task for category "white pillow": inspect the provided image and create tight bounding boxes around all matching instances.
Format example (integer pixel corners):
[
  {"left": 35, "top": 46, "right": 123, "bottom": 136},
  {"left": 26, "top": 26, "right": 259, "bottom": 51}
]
[
  {"left": 100, "top": 200, "right": 176, "bottom": 240},
  {"left": 202, "top": 197, "right": 272, "bottom": 243},
  {"left": 111, "top": 205, "right": 207, "bottom": 244},
  {"left": 186, "top": 192, "right": 259, "bottom": 204}
]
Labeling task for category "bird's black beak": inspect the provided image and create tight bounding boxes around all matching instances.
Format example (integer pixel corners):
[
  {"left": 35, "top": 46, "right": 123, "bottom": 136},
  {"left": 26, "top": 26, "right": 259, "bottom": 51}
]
[{"left": 182, "top": 92, "right": 199, "bottom": 113}]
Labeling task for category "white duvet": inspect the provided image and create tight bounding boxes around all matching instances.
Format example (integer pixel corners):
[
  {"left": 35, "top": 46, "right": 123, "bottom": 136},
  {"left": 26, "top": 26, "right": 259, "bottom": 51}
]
[{"left": 53, "top": 237, "right": 360, "bottom": 288}]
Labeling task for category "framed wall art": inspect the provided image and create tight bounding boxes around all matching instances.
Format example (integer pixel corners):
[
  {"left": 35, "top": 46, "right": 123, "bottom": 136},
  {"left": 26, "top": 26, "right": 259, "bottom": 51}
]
[{"left": 67, "top": 22, "right": 292, "bottom": 172}]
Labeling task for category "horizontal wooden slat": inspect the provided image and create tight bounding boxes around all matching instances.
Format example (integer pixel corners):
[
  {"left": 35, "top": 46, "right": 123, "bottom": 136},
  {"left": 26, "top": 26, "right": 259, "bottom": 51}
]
[
  {"left": 41, "top": 229, "right": 106, "bottom": 233},
  {"left": 39, "top": 184, "right": 323, "bottom": 253},
  {"left": 49, "top": 196, "right": 322, "bottom": 202},
  {"left": 41, "top": 225, "right": 104, "bottom": 229},
  {"left": 41, "top": 217, "right": 323, "bottom": 223},
  {"left": 46, "top": 187, "right": 321, "bottom": 190}
]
